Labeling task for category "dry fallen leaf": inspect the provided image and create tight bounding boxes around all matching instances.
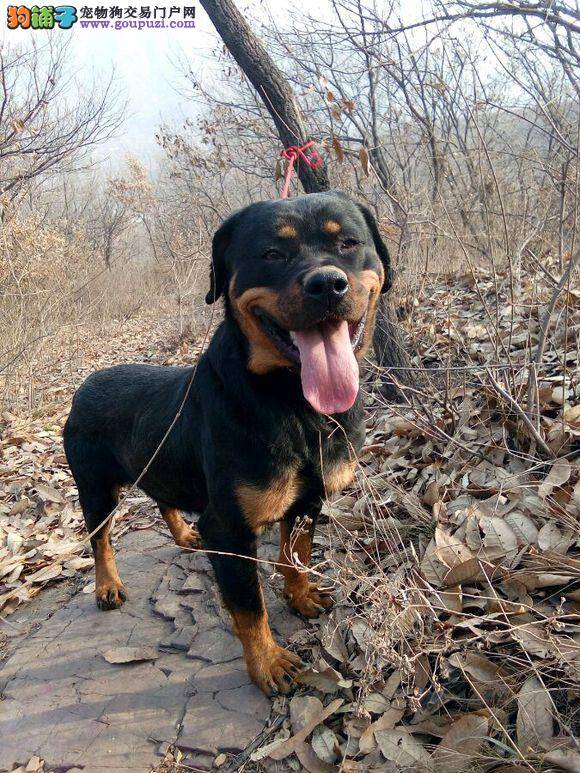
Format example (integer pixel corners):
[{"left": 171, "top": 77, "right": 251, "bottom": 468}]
[
  {"left": 538, "top": 458, "right": 571, "bottom": 497},
  {"left": 64, "top": 556, "right": 93, "bottom": 570},
  {"left": 24, "top": 755, "right": 42, "bottom": 772},
  {"left": 250, "top": 734, "right": 291, "bottom": 763},
  {"left": 250, "top": 730, "right": 290, "bottom": 762},
  {"left": 478, "top": 515, "right": 518, "bottom": 563},
  {"left": 432, "top": 713, "right": 490, "bottom": 772},
  {"left": 435, "top": 526, "right": 474, "bottom": 568},
  {"left": 504, "top": 511, "right": 539, "bottom": 547},
  {"left": 295, "top": 741, "right": 334, "bottom": 773},
  {"left": 311, "top": 724, "right": 339, "bottom": 764},
  {"left": 290, "top": 695, "right": 324, "bottom": 733},
  {"left": 443, "top": 556, "right": 486, "bottom": 586},
  {"left": 27, "top": 564, "right": 63, "bottom": 584},
  {"left": 320, "top": 615, "right": 349, "bottom": 661},
  {"left": 511, "top": 624, "right": 553, "bottom": 659},
  {"left": 432, "top": 585, "right": 463, "bottom": 614},
  {"left": 358, "top": 706, "right": 405, "bottom": 754},
  {"left": 8, "top": 498, "right": 30, "bottom": 516},
  {"left": 363, "top": 692, "right": 391, "bottom": 714},
  {"left": 420, "top": 537, "right": 448, "bottom": 587},
  {"left": 376, "top": 727, "right": 433, "bottom": 769},
  {"left": 447, "top": 652, "right": 502, "bottom": 687},
  {"left": 359, "top": 146, "right": 370, "bottom": 176},
  {"left": 537, "top": 522, "right": 574, "bottom": 554},
  {"left": 268, "top": 699, "right": 344, "bottom": 761},
  {"left": 516, "top": 676, "right": 554, "bottom": 753},
  {"left": 543, "top": 747, "right": 580, "bottom": 772},
  {"left": 34, "top": 483, "right": 65, "bottom": 504},
  {"left": 297, "top": 661, "right": 351, "bottom": 693}
]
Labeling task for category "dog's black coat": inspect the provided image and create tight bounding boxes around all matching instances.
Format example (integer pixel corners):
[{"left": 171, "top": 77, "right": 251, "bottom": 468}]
[{"left": 64, "top": 191, "right": 390, "bottom": 691}]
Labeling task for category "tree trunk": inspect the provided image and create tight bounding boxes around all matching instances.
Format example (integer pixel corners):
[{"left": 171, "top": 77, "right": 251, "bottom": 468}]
[
  {"left": 200, "top": 0, "right": 414, "bottom": 401},
  {"left": 199, "top": 0, "right": 329, "bottom": 194}
]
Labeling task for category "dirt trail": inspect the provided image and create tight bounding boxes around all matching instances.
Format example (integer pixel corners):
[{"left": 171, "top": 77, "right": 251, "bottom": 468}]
[{"left": 1, "top": 527, "right": 302, "bottom": 771}]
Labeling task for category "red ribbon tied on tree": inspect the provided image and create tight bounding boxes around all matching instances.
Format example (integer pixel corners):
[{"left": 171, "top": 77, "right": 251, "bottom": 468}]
[{"left": 279, "top": 141, "right": 323, "bottom": 198}]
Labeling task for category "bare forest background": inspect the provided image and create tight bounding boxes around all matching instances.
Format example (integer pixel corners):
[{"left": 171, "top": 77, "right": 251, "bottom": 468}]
[{"left": 1, "top": 1, "right": 579, "bottom": 770}]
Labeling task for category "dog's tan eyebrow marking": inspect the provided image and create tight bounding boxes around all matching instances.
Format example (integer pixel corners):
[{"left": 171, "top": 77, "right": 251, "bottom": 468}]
[
  {"left": 323, "top": 219, "right": 342, "bottom": 234},
  {"left": 277, "top": 223, "right": 298, "bottom": 238}
]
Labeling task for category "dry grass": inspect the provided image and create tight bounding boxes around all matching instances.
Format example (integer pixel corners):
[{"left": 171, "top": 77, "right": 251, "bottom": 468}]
[{"left": 0, "top": 208, "right": 209, "bottom": 415}]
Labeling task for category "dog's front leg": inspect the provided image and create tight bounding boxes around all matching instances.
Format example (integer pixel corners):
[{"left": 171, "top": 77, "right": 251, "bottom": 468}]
[
  {"left": 278, "top": 512, "right": 333, "bottom": 618},
  {"left": 198, "top": 504, "right": 302, "bottom": 696}
]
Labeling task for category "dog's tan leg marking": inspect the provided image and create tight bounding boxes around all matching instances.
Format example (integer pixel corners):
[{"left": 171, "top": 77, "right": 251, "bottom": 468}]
[
  {"left": 159, "top": 506, "right": 201, "bottom": 549},
  {"left": 230, "top": 599, "right": 302, "bottom": 695},
  {"left": 278, "top": 520, "right": 332, "bottom": 618},
  {"left": 93, "top": 522, "right": 126, "bottom": 610}
]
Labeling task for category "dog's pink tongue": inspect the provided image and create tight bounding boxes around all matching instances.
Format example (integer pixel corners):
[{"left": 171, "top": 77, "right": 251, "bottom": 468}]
[{"left": 293, "top": 320, "right": 359, "bottom": 414}]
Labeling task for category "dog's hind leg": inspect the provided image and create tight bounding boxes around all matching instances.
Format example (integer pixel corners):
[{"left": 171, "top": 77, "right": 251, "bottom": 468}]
[
  {"left": 81, "top": 485, "right": 126, "bottom": 610},
  {"left": 157, "top": 504, "right": 202, "bottom": 550},
  {"left": 64, "top": 431, "right": 126, "bottom": 610},
  {"left": 91, "top": 501, "right": 126, "bottom": 611}
]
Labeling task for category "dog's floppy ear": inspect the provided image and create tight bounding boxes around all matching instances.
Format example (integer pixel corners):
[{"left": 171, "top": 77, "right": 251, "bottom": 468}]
[
  {"left": 356, "top": 203, "right": 393, "bottom": 293},
  {"left": 206, "top": 212, "right": 240, "bottom": 304}
]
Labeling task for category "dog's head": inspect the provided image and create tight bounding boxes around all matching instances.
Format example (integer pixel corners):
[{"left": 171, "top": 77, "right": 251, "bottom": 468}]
[{"left": 206, "top": 192, "right": 391, "bottom": 415}]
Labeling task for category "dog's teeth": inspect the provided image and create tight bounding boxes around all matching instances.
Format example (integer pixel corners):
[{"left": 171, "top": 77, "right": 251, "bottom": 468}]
[{"left": 289, "top": 331, "right": 298, "bottom": 344}]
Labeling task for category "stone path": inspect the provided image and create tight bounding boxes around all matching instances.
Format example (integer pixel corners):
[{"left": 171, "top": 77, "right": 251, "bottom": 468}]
[{"left": 0, "top": 526, "right": 305, "bottom": 772}]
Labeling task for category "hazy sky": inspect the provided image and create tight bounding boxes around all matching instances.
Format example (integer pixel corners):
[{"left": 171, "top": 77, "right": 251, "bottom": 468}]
[
  {"left": 1, "top": 0, "right": 312, "bottom": 164},
  {"left": 1, "top": 1, "right": 424, "bottom": 167},
  {"left": 71, "top": 7, "right": 219, "bottom": 161}
]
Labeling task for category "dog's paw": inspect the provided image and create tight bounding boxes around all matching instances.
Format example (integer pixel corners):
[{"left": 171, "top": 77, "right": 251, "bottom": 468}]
[
  {"left": 176, "top": 526, "right": 202, "bottom": 550},
  {"left": 247, "top": 644, "right": 302, "bottom": 696},
  {"left": 96, "top": 579, "right": 127, "bottom": 610},
  {"left": 176, "top": 526, "right": 201, "bottom": 550},
  {"left": 286, "top": 583, "right": 333, "bottom": 619}
]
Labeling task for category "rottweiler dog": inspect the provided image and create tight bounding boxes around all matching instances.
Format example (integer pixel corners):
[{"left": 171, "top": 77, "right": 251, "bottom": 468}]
[{"left": 63, "top": 191, "right": 391, "bottom": 695}]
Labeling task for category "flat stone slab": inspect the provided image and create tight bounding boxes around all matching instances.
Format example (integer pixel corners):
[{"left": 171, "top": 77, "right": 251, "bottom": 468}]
[{"left": 0, "top": 526, "right": 304, "bottom": 771}]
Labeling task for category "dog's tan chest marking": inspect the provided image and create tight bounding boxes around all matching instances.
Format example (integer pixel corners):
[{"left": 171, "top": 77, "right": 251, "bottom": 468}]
[
  {"left": 236, "top": 467, "right": 301, "bottom": 531},
  {"left": 321, "top": 459, "right": 356, "bottom": 494}
]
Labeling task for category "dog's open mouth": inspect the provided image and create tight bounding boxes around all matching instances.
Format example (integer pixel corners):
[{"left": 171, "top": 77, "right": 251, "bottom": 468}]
[
  {"left": 253, "top": 308, "right": 367, "bottom": 415},
  {"left": 253, "top": 309, "right": 367, "bottom": 363}
]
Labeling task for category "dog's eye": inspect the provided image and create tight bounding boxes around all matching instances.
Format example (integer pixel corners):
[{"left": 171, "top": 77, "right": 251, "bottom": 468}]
[
  {"left": 340, "top": 238, "right": 361, "bottom": 250},
  {"left": 263, "top": 248, "right": 286, "bottom": 261}
]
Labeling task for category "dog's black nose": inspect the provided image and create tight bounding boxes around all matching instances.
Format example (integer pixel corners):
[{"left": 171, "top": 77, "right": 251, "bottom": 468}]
[{"left": 303, "top": 268, "right": 349, "bottom": 305}]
